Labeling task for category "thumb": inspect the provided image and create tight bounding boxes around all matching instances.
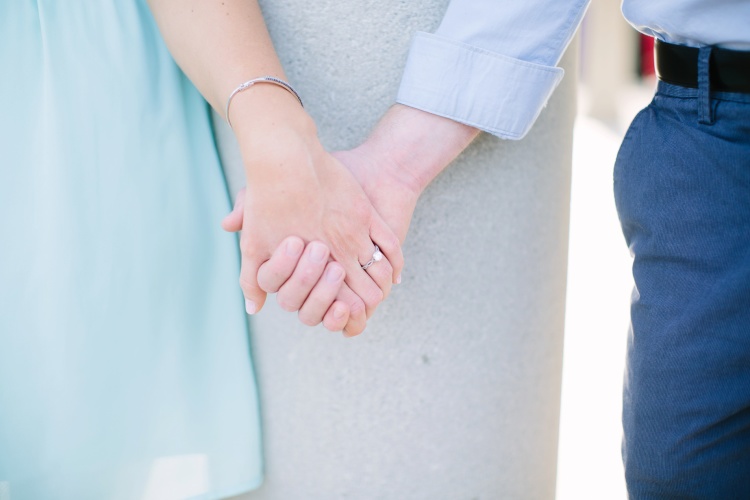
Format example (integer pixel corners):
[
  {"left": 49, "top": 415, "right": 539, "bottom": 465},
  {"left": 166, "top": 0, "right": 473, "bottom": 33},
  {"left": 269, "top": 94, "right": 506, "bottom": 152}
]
[
  {"left": 239, "top": 252, "right": 268, "bottom": 315},
  {"left": 221, "top": 187, "right": 246, "bottom": 232}
]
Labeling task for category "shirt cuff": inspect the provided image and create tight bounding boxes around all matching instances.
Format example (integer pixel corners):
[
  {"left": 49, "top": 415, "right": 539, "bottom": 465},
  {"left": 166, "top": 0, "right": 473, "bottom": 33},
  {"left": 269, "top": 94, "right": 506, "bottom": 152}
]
[{"left": 396, "top": 32, "right": 565, "bottom": 140}]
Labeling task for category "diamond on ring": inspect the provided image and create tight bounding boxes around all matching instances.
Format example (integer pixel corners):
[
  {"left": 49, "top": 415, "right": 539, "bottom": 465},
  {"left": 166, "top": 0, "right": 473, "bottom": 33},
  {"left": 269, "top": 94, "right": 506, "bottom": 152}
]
[{"left": 361, "top": 245, "right": 383, "bottom": 270}]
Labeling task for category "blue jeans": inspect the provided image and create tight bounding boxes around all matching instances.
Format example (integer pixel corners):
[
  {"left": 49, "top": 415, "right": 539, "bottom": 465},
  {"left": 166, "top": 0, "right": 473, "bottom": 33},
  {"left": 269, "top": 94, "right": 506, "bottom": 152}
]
[{"left": 614, "top": 76, "right": 750, "bottom": 497}]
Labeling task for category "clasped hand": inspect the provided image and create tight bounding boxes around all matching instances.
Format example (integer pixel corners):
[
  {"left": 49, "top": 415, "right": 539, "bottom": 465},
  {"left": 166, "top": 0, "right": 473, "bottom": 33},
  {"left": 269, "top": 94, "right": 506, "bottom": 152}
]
[{"left": 222, "top": 102, "right": 420, "bottom": 336}]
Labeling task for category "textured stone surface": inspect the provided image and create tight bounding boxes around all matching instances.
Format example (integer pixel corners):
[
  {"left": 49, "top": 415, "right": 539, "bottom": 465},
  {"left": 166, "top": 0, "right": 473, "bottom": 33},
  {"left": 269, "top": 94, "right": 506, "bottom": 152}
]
[{"left": 215, "top": 1, "right": 578, "bottom": 498}]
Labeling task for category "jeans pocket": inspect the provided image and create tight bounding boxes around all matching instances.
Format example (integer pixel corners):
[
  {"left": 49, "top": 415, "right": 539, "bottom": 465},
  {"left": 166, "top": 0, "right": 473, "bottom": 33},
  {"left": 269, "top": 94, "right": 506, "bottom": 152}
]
[
  {"left": 613, "top": 102, "right": 652, "bottom": 187},
  {"left": 613, "top": 101, "right": 657, "bottom": 248}
]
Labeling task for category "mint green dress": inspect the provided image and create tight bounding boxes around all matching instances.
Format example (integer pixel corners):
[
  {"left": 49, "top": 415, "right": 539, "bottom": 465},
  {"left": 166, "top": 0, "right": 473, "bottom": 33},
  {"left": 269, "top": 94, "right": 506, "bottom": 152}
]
[{"left": 0, "top": 2, "right": 263, "bottom": 498}]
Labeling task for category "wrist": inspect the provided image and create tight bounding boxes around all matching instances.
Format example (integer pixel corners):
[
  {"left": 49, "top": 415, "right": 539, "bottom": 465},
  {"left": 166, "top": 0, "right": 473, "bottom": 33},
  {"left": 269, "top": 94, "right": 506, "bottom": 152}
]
[
  {"left": 230, "top": 82, "right": 314, "bottom": 139},
  {"left": 364, "top": 104, "right": 479, "bottom": 194},
  {"left": 225, "top": 77, "right": 303, "bottom": 128},
  {"left": 229, "top": 84, "right": 320, "bottom": 178}
]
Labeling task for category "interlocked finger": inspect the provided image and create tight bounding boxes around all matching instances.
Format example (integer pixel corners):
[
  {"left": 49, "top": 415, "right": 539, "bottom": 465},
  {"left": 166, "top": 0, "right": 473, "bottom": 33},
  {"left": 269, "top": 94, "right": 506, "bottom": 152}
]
[
  {"left": 336, "top": 284, "right": 368, "bottom": 336},
  {"left": 276, "top": 241, "right": 330, "bottom": 312},
  {"left": 298, "top": 262, "right": 346, "bottom": 326},
  {"left": 257, "top": 236, "right": 305, "bottom": 293}
]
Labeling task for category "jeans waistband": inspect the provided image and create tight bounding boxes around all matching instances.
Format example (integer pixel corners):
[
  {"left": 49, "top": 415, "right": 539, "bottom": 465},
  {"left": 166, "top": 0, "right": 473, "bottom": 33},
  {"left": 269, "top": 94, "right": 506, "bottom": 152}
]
[{"left": 656, "top": 81, "right": 750, "bottom": 104}]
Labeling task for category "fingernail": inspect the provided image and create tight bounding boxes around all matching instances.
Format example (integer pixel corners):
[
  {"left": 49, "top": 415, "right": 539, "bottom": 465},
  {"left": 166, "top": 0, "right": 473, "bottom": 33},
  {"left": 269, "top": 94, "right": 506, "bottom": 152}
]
[
  {"left": 333, "top": 305, "right": 346, "bottom": 320},
  {"left": 285, "top": 238, "right": 304, "bottom": 257},
  {"left": 310, "top": 242, "right": 327, "bottom": 263},
  {"left": 396, "top": 274, "right": 402, "bottom": 284},
  {"left": 326, "top": 265, "right": 343, "bottom": 283},
  {"left": 245, "top": 299, "right": 257, "bottom": 315}
]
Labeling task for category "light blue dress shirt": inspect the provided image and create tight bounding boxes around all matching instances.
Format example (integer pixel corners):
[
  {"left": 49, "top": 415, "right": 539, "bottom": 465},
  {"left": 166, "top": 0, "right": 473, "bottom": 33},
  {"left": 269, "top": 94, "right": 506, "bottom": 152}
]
[{"left": 397, "top": 0, "right": 750, "bottom": 139}]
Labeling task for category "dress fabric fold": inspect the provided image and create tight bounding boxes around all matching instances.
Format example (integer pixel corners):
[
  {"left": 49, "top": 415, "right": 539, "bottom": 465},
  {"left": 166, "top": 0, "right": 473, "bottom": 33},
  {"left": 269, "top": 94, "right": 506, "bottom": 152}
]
[{"left": 0, "top": 2, "right": 263, "bottom": 498}]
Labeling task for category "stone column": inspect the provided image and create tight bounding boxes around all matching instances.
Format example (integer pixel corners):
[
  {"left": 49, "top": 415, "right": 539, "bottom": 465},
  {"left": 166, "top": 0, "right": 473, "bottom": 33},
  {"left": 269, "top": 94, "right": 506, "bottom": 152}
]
[{"left": 216, "top": 1, "right": 578, "bottom": 498}]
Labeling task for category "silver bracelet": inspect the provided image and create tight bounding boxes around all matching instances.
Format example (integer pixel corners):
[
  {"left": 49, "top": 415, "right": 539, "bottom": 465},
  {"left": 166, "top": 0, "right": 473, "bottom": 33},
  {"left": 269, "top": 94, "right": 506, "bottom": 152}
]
[{"left": 225, "top": 76, "right": 304, "bottom": 128}]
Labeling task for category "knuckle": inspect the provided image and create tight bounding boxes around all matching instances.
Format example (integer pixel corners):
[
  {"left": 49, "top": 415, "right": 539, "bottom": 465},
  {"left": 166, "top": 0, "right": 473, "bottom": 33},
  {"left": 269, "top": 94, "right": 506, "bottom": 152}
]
[
  {"left": 296, "top": 267, "right": 318, "bottom": 288},
  {"left": 276, "top": 294, "right": 299, "bottom": 312},
  {"left": 363, "top": 287, "right": 384, "bottom": 309},
  {"left": 378, "top": 261, "right": 394, "bottom": 279},
  {"left": 239, "top": 276, "right": 256, "bottom": 295},
  {"left": 327, "top": 239, "right": 349, "bottom": 262},
  {"left": 348, "top": 297, "right": 366, "bottom": 319},
  {"left": 382, "top": 233, "right": 401, "bottom": 255}
]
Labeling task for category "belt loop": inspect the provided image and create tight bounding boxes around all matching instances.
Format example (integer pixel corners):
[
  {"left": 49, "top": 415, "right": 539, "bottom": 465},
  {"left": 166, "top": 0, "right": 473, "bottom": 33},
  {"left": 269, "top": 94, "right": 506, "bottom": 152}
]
[{"left": 697, "top": 46, "right": 714, "bottom": 125}]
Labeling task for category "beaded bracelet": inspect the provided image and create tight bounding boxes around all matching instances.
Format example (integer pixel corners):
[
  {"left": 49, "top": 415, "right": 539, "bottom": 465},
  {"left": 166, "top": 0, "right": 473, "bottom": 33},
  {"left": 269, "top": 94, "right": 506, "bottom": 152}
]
[{"left": 225, "top": 76, "right": 304, "bottom": 128}]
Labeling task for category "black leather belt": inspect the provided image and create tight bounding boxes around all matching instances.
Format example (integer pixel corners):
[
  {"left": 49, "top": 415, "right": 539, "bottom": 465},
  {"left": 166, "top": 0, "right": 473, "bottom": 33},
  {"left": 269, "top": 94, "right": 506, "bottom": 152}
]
[{"left": 655, "top": 39, "right": 750, "bottom": 94}]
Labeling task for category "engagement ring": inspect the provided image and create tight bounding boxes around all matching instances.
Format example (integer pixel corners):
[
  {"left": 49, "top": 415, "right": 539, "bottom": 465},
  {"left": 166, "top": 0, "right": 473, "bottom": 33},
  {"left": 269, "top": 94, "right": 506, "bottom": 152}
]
[{"left": 361, "top": 245, "right": 383, "bottom": 270}]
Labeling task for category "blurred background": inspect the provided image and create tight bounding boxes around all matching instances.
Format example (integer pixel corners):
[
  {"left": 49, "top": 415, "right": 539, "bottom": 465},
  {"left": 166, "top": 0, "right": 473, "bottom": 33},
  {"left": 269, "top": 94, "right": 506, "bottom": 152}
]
[{"left": 556, "top": 1, "right": 656, "bottom": 498}]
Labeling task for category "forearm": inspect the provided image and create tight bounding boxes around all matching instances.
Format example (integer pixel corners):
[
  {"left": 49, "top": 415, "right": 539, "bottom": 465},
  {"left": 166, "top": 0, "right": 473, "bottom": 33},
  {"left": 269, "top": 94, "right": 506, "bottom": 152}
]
[
  {"left": 360, "top": 104, "right": 479, "bottom": 196},
  {"left": 148, "top": 0, "right": 316, "bottom": 182},
  {"left": 148, "top": 0, "right": 284, "bottom": 115}
]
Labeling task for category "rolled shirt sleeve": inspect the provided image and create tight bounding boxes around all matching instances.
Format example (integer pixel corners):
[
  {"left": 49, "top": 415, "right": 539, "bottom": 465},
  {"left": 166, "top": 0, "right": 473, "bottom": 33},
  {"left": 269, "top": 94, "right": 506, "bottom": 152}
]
[{"left": 397, "top": 0, "right": 590, "bottom": 139}]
